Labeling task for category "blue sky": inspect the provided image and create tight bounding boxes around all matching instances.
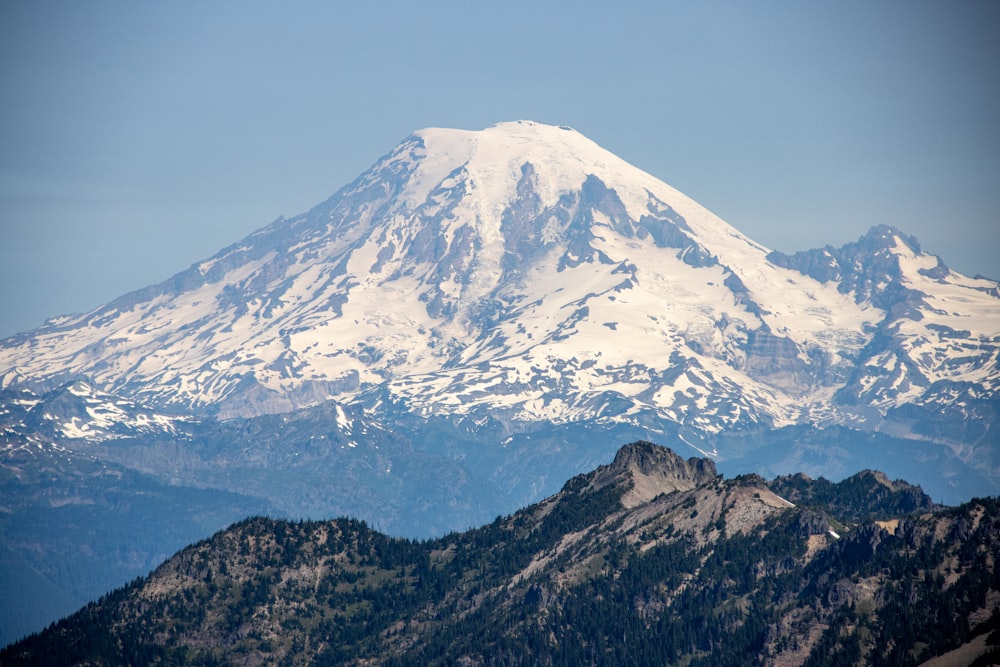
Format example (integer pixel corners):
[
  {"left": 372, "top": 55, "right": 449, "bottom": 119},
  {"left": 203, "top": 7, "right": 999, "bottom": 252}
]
[{"left": 1, "top": 1, "right": 998, "bottom": 338}]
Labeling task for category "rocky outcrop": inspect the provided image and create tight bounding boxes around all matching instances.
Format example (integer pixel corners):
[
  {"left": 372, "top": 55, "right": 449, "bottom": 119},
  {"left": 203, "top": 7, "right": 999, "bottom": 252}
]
[{"left": 591, "top": 440, "right": 718, "bottom": 507}]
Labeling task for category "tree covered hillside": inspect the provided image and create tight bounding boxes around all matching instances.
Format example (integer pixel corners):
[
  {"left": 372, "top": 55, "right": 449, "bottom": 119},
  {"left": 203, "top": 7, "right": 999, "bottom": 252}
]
[{"left": 3, "top": 443, "right": 998, "bottom": 666}]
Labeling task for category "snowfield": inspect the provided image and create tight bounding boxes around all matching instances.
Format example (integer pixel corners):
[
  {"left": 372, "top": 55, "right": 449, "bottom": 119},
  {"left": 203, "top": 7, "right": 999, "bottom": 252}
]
[{"left": 0, "top": 121, "right": 996, "bottom": 438}]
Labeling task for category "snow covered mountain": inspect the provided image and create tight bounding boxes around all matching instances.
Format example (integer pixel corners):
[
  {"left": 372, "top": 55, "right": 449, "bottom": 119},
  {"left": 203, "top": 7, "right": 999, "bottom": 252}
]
[
  {"left": 0, "top": 380, "right": 191, "bottom": 447},
  {"left": 2, "top": 121, "right": 998, "bottom": 642},
  {"left": 2, "top": 121, "right": 996, "bottom": 448}
]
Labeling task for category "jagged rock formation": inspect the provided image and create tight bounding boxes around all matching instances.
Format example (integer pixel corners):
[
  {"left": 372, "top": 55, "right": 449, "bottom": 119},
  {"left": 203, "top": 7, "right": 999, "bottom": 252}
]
[{"left": 588, "top": 439, "right": 718, "bottom": 506}]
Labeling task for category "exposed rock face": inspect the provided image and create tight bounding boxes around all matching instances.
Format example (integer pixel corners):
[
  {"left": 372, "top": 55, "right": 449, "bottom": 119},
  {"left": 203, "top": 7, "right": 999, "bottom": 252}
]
[
  {"left": 591, "top": 440, "right": 718, "bottom": 507},
  {"left": 767, "top": 224, "right": 936, "bottom": 311}
]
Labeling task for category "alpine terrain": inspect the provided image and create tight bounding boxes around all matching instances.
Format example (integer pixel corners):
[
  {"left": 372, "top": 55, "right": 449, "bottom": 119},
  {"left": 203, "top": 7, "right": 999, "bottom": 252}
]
[
  {"left": 1, "top": 121, "right": 998, "bottom": 644},
  {"left": 4, "top": 443, "right": 999, "bottom": 666}
]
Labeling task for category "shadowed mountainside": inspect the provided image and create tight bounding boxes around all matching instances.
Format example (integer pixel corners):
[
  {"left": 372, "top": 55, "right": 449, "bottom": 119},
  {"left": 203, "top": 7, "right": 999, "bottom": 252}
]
[{"left": 4, "top": 442, "right": 998, "bottom": 667}]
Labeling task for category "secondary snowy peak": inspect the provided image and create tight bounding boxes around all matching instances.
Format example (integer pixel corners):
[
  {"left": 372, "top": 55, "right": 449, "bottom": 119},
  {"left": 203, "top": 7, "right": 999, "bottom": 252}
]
[
  {"left": 769, "top": 225, "right": 950, "bottom": 309},
  {"left": 769, "top": 225, "right": 1000, "bottom": 413},
  {"left": 0, "top": 122, "right": 995, "bottom": 440}
]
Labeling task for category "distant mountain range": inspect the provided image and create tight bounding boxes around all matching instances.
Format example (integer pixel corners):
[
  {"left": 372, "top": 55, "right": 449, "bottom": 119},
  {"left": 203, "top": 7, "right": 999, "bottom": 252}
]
[
  {"left": 1, "top": 121, "right": 998, "bottom": 645},
  {"left": 4, "top": 442, "right": 998, "bottom": 666}
]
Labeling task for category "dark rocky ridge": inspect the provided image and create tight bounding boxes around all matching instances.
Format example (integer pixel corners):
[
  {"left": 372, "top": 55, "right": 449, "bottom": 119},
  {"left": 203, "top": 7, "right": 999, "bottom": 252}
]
[
  {"left": 5, "top": 443, "right": 995, "bottom": 667},
  {"left": 589, "top": 440, "right": 719, "bottom": 506}
]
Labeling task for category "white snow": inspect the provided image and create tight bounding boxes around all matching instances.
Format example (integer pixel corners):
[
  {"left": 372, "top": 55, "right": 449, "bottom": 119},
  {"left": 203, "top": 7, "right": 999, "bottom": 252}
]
[
  {"left": 772, "top": 493, "right": 796, "bottom": 508},
  {"left": 334, "top": 404, "right": 351, "bottom": 431},
  {"left": 0, "top": 120, "right": 995, "bottom": 433}
]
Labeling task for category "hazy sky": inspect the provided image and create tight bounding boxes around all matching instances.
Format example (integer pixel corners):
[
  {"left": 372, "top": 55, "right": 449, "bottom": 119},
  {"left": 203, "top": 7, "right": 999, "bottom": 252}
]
[{"left": 2, "top": 1, "right": 998, "bottom": 338}]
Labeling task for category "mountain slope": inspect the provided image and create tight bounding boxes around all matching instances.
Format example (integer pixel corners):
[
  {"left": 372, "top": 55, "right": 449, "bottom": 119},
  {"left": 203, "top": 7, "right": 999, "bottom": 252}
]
[
  {"left": 770, "top": 225, "right": 1000, "bottom": 450},
  {"left": 0, "top": 441, "right": 274, "bottom": 647},
  {"left": 3, "top": 121, "right": 994, "bottom": 441},
  {"left": 5, "top": 443, "right": 998, "bottom": 667}
]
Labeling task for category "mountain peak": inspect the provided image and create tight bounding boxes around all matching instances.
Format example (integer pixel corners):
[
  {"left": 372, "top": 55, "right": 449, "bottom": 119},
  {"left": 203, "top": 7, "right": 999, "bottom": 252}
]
[
  {"left": 766, "top": 223, "right": 957, "bottom": 304},
  {"left": 0, "top": 123, "right": 995, "bottom": 452},
  {"left": 590, "top": 442, "right": 718, "bottom": 508},
  {"left": 859, "top": 224, "right": 922, "bottom": 254},
  {"left": 418, "top": 119, "right": 582, "bottom": 142},
  {"left": 402, "top": 119, "right": 655, "bottom": 222}
]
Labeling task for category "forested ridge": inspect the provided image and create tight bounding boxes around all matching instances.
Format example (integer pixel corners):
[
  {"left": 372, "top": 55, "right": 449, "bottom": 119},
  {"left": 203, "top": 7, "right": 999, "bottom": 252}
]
[{"left": 3, "top": 442, "right": 998, "bottom": 666}]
